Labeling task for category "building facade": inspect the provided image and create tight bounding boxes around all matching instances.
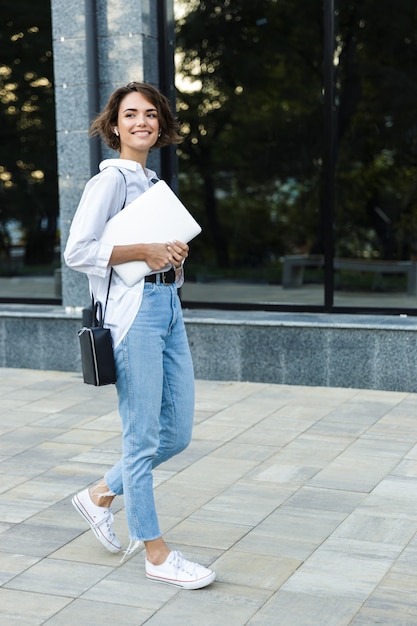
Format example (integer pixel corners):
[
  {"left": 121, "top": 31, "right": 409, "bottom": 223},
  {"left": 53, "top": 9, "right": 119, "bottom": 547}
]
[{"left": 1, "top": 1, "right": 417, "bottom": 390}]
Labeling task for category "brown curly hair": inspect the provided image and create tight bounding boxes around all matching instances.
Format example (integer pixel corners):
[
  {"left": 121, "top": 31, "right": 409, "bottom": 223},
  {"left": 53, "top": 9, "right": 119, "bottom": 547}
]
[{"left": 89, "top": 82, "right": 182, "bottom": 151}]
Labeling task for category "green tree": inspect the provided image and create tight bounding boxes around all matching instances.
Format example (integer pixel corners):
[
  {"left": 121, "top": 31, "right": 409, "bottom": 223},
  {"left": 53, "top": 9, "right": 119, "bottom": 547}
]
[
  {"left": 175, "top": 0, "right": 323, "bottom": 275},
  {"left": 0, "top": 0, "right": 58, "bottom": 270},
  {"left": 175, "top": 0, "right": 417, "bottom": 282}
]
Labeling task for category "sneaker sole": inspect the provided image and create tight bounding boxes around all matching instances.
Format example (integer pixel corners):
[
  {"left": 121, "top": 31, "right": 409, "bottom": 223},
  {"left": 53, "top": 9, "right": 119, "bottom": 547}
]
[
  {"left": 71, "top": 494, "right": 121, "bottom": 554},
  {"left": 145, "top": 570, "right": 216, "bottom": 590}
]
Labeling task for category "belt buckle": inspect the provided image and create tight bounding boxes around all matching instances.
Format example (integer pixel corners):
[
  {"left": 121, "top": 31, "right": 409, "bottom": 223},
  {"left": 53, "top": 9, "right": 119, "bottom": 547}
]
[{"left": 161, "top": 271, "right": 167, "bottom": 285}]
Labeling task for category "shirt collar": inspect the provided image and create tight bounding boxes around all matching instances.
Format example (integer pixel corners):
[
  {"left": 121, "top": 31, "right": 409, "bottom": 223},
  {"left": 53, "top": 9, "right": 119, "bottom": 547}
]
[{"left": 99, "top": 158, "right": 157, "bottom": 181}]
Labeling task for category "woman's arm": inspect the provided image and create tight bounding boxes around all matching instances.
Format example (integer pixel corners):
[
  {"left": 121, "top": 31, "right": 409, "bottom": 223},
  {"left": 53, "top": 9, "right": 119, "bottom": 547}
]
[{"left": 64, "top": 169, "right": 126, "bottom": 276}]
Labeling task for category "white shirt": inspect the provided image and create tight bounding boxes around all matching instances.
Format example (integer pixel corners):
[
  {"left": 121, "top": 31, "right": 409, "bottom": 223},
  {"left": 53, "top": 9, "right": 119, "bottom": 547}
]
[{"left": 64, "top": 158, "right": 184, "bottom": 348}]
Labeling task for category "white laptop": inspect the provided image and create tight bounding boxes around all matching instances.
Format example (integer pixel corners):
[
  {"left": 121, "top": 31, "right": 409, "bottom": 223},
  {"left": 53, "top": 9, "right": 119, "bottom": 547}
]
[{"left": 100, "top": 180, "right": 202, "bottom": 287}]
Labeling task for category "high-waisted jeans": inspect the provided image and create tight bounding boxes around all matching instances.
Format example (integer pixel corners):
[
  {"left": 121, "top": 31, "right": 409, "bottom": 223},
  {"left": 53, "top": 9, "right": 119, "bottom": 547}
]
[{"left": 105, "top": 279, "right": 195, "bottom": 541}]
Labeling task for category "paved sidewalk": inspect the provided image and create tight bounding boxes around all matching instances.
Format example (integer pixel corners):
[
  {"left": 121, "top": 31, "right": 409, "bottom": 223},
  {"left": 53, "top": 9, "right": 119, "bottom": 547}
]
[{"left": 1, "top": 369, "right": 417, "bottom": 625}]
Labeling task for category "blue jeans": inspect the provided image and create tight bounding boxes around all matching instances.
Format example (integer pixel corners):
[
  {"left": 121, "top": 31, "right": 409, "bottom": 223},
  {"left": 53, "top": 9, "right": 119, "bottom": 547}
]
[{"left": 105, "top": 280, "right": 195, "bottom": 541}]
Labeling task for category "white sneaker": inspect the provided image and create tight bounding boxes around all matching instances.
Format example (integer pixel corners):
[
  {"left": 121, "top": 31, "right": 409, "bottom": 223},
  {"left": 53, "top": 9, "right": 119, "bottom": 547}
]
[
  {"left": 72, "top": 488, "right": 121, "bottom": 553},
  {"left": 145, "top": 550, "right": 216, "bottom": 589}
]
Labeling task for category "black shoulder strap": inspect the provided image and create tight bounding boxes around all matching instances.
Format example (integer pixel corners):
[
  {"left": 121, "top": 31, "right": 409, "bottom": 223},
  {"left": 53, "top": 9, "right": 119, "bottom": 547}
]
[
  {"left": 101, "top": 168, "right": 128, "bottom": 323},
  {"left": 116, "top": 168, "right": 128, "bottom": 206}
]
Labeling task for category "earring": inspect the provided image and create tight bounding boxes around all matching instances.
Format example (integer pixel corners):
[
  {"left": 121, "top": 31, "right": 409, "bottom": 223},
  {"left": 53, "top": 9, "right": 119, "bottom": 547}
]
[
  {"left": 114, "top": 128, "right": 119, "bottom": 136},
  {"left": 158, "top": 131, "right": 162, "bottom": 138}
]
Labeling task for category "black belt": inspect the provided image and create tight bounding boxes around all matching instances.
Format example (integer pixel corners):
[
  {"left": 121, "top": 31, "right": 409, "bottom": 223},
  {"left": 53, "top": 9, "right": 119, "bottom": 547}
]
[{"left": 144, "top": 268, "right": 176, "bottom": 284}]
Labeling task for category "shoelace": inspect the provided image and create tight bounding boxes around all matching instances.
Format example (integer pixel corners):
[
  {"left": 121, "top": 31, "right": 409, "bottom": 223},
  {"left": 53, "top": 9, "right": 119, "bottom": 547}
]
[
  {"left": 120, "top": 539, "right": 142, "bottom": 564},
  {"left": 170, "top": 551, "right": 198, "bottom": 576},
  {"left": 93, "top": 508, "right": 116, "bottom": 537}
]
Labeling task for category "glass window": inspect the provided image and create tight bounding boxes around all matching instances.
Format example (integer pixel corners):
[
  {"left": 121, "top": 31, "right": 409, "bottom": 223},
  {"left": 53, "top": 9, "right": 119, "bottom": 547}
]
[
  {"left": 174, "top": 0, "right": 324, "bottom": 308},
  {"left": 334, "top": 1, "right": 417, "bottom": 310},
  {"left": 174, "top": 0, "right": 417, "bottom": 314},
  {"left": 0, "top": 1, "right": 59, "bottom": 303}
]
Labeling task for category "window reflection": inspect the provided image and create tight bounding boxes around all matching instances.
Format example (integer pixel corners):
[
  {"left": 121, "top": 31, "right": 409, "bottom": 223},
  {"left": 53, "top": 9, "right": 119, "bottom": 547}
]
[
  {"left": 175, "top": 0, "right": 417, "bottom": 311},
  {"left": 175, "top": 0, "right": 324, "bottom": 307},
  {"left": 1, "top": 1, "right": 417, "bottom": 311},
  {"left": 334, "top": 1, "right": 417, "bottom": 308},
  {"left": 0, "top": 1, "right": 59, "bottom": 303}
]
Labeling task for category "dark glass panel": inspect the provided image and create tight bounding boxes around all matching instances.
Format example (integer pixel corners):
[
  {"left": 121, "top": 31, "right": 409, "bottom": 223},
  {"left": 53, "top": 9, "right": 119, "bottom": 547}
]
[
  {"left": 175, "top": 0, "right": 324, "bottom": 306},
  {"left": 334, "top": 0, "right": 417, "bottom": 308},
  {"left": 0, "top": 0, "right": 59, "bottom": 302}
]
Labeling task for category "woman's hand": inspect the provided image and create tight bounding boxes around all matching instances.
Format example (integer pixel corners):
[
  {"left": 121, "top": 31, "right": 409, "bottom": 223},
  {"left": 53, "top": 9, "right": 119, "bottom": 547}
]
[
  {"left": 145, "top": 241, "right": 189, "bottom": 270},
  {"left": 145, "top": 243, "right": 176, "bottom": 270},
  {"left": 109, "top": 241, "right": 189, "bottom": 270},
  {"left": 166, "top": 240, "right": 189, "bottom": 268}
]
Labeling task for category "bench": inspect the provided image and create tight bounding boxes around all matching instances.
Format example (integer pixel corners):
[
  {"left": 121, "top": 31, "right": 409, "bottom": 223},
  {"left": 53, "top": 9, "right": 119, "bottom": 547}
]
[{"left": 282, "top": 255, "right": 417, "bottom": 295}]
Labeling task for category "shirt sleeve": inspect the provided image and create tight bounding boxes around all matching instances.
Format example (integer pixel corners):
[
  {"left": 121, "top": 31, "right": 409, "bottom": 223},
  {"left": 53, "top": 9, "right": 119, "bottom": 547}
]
[{"left": 64, "top": 169, "right": 126, "bottom": 277}]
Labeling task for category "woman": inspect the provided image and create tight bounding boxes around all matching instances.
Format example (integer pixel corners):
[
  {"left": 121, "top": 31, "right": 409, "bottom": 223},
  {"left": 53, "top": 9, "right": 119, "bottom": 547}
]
[{"left": 64, "top": 82, "right": 215, "bottom": 590}]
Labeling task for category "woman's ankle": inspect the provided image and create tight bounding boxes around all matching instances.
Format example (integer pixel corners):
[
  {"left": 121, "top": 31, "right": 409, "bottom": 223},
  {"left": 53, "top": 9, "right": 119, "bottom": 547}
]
[
  {"left": 89, "top": 482, "right": 115, "bottom": 508},
  {"left": 145, "top": 538, "right": 170, "bottom": 565}
]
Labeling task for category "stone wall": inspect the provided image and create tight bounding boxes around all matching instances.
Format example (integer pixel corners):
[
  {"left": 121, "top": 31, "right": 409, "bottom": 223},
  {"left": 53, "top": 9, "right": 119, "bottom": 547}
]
[
  {"left": 2, "top": 306, "right": 417, "bottom": 392},
  {"left": 4, "top": 3, "right": 416, "bottom": 393},
  {"left": 50, "top": 0, "right": 161, "bottom": 308}
]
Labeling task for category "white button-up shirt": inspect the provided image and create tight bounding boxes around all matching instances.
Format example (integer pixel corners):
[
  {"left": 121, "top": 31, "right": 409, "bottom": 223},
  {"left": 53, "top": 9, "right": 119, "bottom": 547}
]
[{"left": 64, "top": 158, "right": 183, "bottom": 348}]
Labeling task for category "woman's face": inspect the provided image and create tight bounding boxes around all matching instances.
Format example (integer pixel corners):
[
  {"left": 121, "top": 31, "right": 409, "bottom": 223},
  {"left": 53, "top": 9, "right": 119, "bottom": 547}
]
[{"left": 116, "top": 91, "right": 160, "bottom": 161}]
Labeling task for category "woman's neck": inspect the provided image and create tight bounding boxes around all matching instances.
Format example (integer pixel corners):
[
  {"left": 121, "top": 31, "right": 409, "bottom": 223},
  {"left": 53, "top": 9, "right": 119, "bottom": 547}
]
[{"left": 119, "top": 148, "right": 148, "bottom": 168}]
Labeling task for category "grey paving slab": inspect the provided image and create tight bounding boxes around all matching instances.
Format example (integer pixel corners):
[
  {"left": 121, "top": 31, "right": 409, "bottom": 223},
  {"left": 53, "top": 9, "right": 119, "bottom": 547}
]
[
  {"left": 165, "top": 517, "right": 250, "bottom": 551},
  {"left": 0, "top": 426, "right": 67, "bottom": 456},
  {"left": 141, "top": 582, "right": 272, "bottom": 626},
  {"left": 344, "top": 435, "right": 415, "bottom": 458},
  {"left": 284, "top": 485, "right": 365, "bottom": 514},
  {"left": 234, "top": 506, "right": 349, "bottom": 561},
  {"left": 191, "top": 480, "right": 292, "bottom": 526},
  {"left": 41, "top": 599, "right": 153, "bottom": 626},
  {"left": 361, "top": 475, "right": 417, "bottom": 519},
  {"left": 1, "top": 367, "right": 417, "bottom": 625},
  {"left": 282, "top": 537, "right": 401, "bottom": 602},
  {"left": 0, "top": 522, "right": 82, "bottom": 556},
  {"left": 0, "top": 552, "right": 40, "bottom": 586},
  {"left": 332, "top": 510, "right": 417, "bottom": 546},
  {"left": 0, "top": 588, "right": 72, "bottom": 625},
  {"left": 308, "top": 454, "right": 399, "bottom": 492},
  {"left": 246, "top": 591, "right": 363, "bottom": 626},
  {"left": 349, "top": 571, "right": 417, "bottom": 625},
  {"left": 390, "top": 544, "right": 417, "bottom": 576},
  {"left": 213, "top": 550, "right": 300, "bottom": 591},
  {"left": 4, "top": 558, "right": 114, "bottom": 597}
]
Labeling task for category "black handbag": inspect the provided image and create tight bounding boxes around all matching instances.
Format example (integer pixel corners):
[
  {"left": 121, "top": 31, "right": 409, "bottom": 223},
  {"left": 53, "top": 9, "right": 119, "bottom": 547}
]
[{"left": 78, "top": 275, "right": 117, "bottom": 386}]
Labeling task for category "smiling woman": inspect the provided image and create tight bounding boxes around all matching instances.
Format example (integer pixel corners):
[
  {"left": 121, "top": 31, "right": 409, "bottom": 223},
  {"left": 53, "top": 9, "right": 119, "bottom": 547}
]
[{"left": 64, "top": 80, "right": 216, "bottom": 590}]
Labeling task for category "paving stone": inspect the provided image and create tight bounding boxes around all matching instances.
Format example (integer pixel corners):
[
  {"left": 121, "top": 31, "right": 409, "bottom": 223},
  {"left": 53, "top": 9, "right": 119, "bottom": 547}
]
[
  {"left": 0, "top": 588, "right": 72, "bottom": 625},
  {"left": 1, "top": 367, "right": 417, "bottom": 624},
  {"left": 38, "top": 598, "right": 153, "bottom": 626},
  {"left": 4, "top": 558, "right": 113, "bottom": 597},
  {"left": 246, "top": 591, "right": 362, "bottom": 626}
]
